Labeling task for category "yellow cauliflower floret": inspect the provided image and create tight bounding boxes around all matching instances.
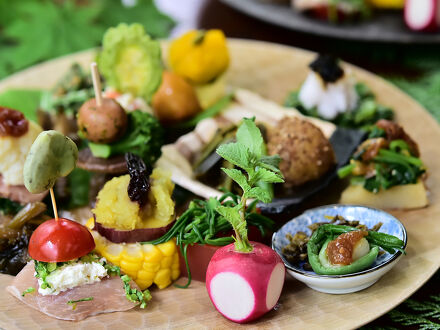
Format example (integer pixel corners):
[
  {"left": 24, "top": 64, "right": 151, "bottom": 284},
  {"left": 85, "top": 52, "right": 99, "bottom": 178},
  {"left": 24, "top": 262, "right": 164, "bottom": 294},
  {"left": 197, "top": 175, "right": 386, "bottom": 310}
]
[
  {"left": 0, "top": 121, "right": 42, "bottom": 185},
  {"left": 93, "top": 168, "right": 175, "bottom": 230}
]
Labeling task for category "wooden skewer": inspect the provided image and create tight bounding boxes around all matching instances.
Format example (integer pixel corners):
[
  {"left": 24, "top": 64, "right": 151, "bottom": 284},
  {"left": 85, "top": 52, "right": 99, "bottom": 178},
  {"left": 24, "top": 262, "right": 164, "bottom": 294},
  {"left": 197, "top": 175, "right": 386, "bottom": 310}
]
[
  {"left": 49, "top": 187, "right": 59, "bottom": 221},
  {"left": 91, "top": 62, "right": 103, "bottom": 107}
]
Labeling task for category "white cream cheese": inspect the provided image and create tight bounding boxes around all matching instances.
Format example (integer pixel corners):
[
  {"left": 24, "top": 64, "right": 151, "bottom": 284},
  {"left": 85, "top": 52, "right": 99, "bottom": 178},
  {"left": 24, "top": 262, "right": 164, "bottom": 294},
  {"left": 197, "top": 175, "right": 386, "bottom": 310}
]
[{"left": 38, "top": 261, "right": 107, "bottom": 296}]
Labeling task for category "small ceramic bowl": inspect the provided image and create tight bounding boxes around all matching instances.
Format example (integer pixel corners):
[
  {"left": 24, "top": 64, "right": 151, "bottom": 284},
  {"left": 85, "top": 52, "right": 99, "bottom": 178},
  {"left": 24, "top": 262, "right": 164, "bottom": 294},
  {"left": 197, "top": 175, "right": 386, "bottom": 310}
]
[{"left": 272, "top": 205, "right": 407, "bottom": 294}]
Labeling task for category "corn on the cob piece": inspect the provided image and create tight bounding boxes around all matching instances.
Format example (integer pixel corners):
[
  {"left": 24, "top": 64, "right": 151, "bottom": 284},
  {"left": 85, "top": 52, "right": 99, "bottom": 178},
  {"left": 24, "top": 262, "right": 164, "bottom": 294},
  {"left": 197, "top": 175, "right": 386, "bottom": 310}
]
[{"left": 86, "top": 218, "right": 180, "bottom": 290}]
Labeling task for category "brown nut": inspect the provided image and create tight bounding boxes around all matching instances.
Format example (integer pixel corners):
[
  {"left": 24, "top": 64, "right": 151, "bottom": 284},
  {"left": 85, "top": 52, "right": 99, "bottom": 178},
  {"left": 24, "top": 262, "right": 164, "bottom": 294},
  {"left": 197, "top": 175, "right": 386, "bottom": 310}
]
[{"left": 77, "top": 98, "right": 127, "bottom": 144}]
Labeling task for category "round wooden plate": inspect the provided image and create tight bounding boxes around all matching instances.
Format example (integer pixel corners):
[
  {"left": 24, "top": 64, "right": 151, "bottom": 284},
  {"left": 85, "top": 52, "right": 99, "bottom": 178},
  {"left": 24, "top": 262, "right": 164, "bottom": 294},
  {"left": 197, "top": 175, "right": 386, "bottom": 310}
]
[{"left": 0, "top": 40, "right": 439, "bottom": 329}]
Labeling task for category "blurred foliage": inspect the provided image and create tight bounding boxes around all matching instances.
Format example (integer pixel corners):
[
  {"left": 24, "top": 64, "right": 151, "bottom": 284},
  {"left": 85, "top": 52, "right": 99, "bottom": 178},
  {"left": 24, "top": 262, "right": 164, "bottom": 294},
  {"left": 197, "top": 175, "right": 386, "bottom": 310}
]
[
  {"left": 391, "top": 72, "right": 440, "bottom": 123},
  {"left": 0, "top": 0, "right": 174, "bottom": 79}
]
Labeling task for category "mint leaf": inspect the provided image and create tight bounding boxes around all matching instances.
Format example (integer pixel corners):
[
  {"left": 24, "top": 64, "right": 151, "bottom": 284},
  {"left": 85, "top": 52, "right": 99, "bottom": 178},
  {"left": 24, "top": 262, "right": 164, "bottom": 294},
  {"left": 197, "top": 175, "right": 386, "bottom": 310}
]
[
  {"left": 217, "top": 204, "right": 250, "bottom": 250},
  {"left": 215, "top": 118, "right": 283, "bottom": 252},
  {"left": 258, "top": 155, "right": 282, "bottom": 174},
  {"left": 216, "top": 143, "right": 251, "bottom": 171},
  {"left": 221, "top": 168, "right": 250, "bottom": 192},
  {"left": 236, "top": 117, "right": 264, "bottom": 158},
  {"left": 250, "top": 168, "right": 284, "bottom": 185},
  {"left": 217, "top": 205, "right": 243, "bottom": 229},
  {"left": 246, "top": 187, "right": 272, "bottom": 204}
]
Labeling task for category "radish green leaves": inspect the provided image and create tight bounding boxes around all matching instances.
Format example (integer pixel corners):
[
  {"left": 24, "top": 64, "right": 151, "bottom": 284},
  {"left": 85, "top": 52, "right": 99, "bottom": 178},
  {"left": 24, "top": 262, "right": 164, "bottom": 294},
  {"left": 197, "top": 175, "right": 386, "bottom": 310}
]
[{"left": 216, "top": 118, "right": 283, "bottom": 252}]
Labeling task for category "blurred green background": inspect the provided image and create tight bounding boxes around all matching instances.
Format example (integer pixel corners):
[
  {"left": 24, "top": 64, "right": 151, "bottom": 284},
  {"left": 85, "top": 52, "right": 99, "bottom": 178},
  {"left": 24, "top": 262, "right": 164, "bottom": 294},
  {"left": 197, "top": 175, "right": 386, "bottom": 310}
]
[{"left": 0, "top": 0, "right": 174, "bottom": 78}]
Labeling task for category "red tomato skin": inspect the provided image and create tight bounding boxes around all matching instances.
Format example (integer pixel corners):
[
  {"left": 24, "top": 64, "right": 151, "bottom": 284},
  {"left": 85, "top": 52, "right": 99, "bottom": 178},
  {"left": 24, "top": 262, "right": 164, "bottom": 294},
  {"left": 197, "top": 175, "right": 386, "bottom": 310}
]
[{"left": 28, "top": 218, "right": 95, "bottom": 262}]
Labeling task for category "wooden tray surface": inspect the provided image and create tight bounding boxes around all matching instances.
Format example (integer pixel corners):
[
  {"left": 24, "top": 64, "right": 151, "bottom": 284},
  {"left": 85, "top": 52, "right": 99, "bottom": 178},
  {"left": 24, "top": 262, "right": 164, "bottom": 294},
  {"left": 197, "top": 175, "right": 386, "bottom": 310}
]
[{"left": 0, "top": 40, "right": 439, "bottom": 330}]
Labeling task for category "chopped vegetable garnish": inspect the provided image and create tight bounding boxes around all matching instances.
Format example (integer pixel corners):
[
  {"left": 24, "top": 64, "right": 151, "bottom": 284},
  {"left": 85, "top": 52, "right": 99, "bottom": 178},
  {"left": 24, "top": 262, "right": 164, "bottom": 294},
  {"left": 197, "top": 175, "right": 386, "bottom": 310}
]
[
  {"left": 67, "top": 297, "right": 94, "bottom": 310},
  {"left": 21, "top": 287, "right": 35, "bottom": 297},
  {"left": 121, "top": 275, "right": 152, "bottom": 309}
]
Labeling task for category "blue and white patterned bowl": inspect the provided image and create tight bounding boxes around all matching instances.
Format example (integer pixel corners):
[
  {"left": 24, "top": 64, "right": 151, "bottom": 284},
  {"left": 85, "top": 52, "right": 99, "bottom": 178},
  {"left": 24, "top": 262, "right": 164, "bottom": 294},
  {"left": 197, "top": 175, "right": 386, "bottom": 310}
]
[{"left": 272, "top": 204, "right": 407, "bottom": 294}]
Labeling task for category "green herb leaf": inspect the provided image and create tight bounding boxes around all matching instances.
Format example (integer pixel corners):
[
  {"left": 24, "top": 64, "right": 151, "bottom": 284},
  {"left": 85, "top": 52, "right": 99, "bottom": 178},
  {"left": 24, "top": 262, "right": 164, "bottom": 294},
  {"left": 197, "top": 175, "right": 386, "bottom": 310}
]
[
  {"left": 249, "top": 167, "right": 284, "bottom": 185},
  {"left": 221, "top": 168, "right": 250, "bottom": 192},
  {"left": 104, "top": 263, "right": 121, "bottom": 277},
  {"left": 21, "top": 287, "right": 35, "bottom": 297},
  {"left": 67, "top": 297, "right": 93, "bottom": 310},
  {"left": 216, "top": 143, "right": 251, "bottom": 171},
  {"left": 258, "top": 155, "right": 282, "bottom": 174},
  {"left": 121, "top": 274, "right": 152, "bottom": 308},
  {"left": 215, "top": 119, "right": 283, "bottom": 252},
  {"left": 245, "top": 186, "right": 272, "bottom": 204},
  {"left": 236, "top": 117, "right": 264, "bottom": 158},
  {"left": 216, "top": 205, "right": 243, "bottom": 231}
]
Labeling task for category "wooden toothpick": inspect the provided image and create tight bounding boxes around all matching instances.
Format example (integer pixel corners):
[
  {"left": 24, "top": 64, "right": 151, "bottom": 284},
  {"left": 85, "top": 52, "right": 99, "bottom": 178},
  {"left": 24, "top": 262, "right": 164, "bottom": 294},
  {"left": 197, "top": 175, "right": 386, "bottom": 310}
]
[
  {"left": 90, "top": 62, "right": 103, "bottom": 107},
  {"left": 49, "top": 187, "right": 59, "bottom": 221}
]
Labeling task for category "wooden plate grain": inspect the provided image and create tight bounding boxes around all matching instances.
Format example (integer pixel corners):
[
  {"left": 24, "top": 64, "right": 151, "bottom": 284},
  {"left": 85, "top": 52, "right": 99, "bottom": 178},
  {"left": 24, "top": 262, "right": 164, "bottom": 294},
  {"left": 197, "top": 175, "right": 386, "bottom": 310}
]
[{"left": 0, "top": 40, "right": 439, "bottom": 329}]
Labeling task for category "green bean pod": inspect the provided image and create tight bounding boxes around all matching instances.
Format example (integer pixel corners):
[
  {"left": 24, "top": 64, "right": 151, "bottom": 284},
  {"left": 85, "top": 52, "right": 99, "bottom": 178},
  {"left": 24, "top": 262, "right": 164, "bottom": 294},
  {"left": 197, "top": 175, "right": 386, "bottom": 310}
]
[
  {"left": 307, "top": 224, "right": 404, "bottom": 276},
  {"left": 308, "top": 238, "right": 379, "bottom": 275}
]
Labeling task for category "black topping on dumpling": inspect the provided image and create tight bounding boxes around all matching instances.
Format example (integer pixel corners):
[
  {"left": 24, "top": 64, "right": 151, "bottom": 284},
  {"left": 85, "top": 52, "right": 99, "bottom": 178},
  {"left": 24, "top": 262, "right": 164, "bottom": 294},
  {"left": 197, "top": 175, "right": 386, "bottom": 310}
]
[{"left": 309, "top": 54, "right": 344, "bottom": 83}]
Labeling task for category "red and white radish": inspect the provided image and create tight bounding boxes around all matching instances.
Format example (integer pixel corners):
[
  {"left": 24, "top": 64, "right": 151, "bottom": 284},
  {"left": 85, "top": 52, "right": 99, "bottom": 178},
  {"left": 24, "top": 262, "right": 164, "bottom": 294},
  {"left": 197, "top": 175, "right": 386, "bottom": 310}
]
[
  {"left": 206, "top": 242, "right": 285, "bottom": 323},
  {"left": 405, "top": 0, "right": 440, "bottom": 32}
]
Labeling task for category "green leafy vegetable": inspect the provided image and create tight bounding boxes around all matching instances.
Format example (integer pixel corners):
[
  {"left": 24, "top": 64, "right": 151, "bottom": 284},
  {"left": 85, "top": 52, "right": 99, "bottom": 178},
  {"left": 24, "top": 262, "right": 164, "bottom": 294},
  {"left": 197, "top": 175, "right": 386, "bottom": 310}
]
[
  {"left": 0, "top": 89, "right": 43, "bottom": 122},
  {"left": 88, "top": 110, "right": 164, "bottom": 165},
  {"left": 104, "top": 263, "right": 121, "bottom": 277},
  {"left": 338, "top": 123, "right": 425, "bottom": 193},
  {"left": 34, "top": 261, "right": 56, "bottom": 290},
  {"left": 121, "top": 275, "right": 152, "bottom": 309},
  {"left": 0, "top": 0, "right": 174, "bottom": 79},
  {"left": 21, "top": 287, "right": 35, "bottom": 297},
  {"left": 98, "top": 23, "right": 162, "bottom": 101},
  {"left": 284, "top": 83, "right": 394, "bottom": 129},
  {"left": 215, "top": 118, "right": 283, "bottom": 252},
  {"left": 307, "top": 223, "right": 405, "bottom": 275},
  {"left": 0, "top": 198, "right": 23, "bottom": 215},
  {"left": 67, "top": 297, "right": 93, "bottom": 310},
  {"left": 102, "top": 262, "right": 151, "bottom": 307},
  {"left": 40, "top": 63, "right": 94, "bottom": 116},
  {"left": 144, "top": 192, "right": 274, "bottom": 288},
  {"left": 1, "top": 0, "right": 104, "bottom": 76}
]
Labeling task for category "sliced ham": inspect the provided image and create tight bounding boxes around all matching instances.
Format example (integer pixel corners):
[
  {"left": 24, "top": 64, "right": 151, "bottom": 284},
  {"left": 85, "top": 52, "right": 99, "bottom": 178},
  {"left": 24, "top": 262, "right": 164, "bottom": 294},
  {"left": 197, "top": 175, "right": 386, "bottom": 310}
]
[
  {"left": 0, "top": 175, "right": 47, "bottom": 204},
  {"left": 7, "top": 261, "right": 138, "bottom": 321}
]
